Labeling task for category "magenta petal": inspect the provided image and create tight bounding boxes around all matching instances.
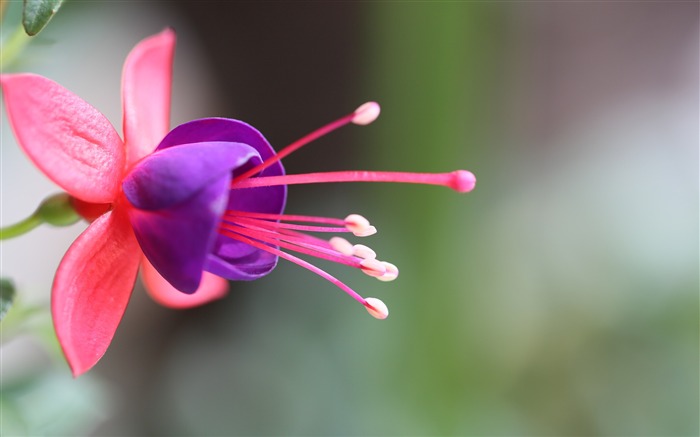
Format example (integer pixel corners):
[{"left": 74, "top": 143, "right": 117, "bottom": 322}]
[
  {"left": 122, "top": 29, "right": 175, "bottom": 165},
  {"left": 140, "top": 257, "right": 229, "bottom": 309},
  {"left": 1, "top": 74, "right": 124, "bottom": 203},
  {"left": 52, "top": 207, "right": 140, "bottom": 376}
]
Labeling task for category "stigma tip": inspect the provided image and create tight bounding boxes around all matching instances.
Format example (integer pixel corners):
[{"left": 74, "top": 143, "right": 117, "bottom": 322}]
[
  {"left": 352, "top": 101, "right": 381, "bottom": 125},
  {"left": 450, "top": 170, "right": 476, "bottom": 193},
  {"left": 364, "top": 297, "right": 389, "bottom": 319}
]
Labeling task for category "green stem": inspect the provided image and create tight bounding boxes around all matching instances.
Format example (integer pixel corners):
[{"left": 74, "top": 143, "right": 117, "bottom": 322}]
[
  {"left": 0, "top": 214, "right": 42, "bottom": 240},
  {"left": 0, "top": 25, "right": 32, "bottom": 69}
]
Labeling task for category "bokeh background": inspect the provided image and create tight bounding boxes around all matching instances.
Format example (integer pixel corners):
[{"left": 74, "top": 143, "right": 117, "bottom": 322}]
[{"left": 1, "top": 1, "right": 698, "bottom": 436}]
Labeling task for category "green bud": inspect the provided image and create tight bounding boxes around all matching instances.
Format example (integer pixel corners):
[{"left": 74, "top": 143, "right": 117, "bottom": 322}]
[{"left": 37, "top": 193, "right": 80, "bottom": 227}]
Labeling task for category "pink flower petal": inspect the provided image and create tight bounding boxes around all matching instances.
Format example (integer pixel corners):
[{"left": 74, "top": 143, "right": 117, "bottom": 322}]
[
  {"left": 122, "top": 28, "right": 175, "bottom": 166},
  {"left": 140, "top": 256, "right": 229, "bottom": 309},
  {"left": 0, "top": 74, "right": 125, "bottom": 203},
  {"left": 52, "top": 207, "right": 141, "bottom": 377}
]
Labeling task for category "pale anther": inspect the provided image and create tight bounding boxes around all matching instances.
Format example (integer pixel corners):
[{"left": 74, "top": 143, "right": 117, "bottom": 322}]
[
  {"left": 376, "top": 261, "right": 399, "bottom": 282},
  {"left": 353, "top": 225, "right": 377, "bottom": 237},
  {"left": 352, "top": 101, "right": 381, "bottom": 126},
  {"left": 365, "top": 297, "right": 389, "bottom": 320},
  {"left": 329, "top": 236, "right": 354, "bottom": 256},
  {"left": 360, "top": 258, "right": 386, "bottom": 277},
  {"left": 345, "top": 214, "right": 377, "bottom": 237},
  {"left": 352, "top": 244, "right": 377, "bottom": 259}
]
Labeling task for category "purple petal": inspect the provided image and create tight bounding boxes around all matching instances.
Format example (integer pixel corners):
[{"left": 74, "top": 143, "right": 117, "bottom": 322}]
[
  {"left": 128, "top": 176, "right": 229, "bottom": 294},
  {"left": 123, "top": 140, "right": 263, "bottom": 293},
  {"left": 123, "top": 141, "right": 260, "bottom": 210},
  {"left": 156, "top": 117, "right": 286, "bottom": 214},
  {"left": 205, "top": 249, "right": 279, "bottom": 281},
  {"left": 156, "top": 118, "right": 287, "bottom": 281}
]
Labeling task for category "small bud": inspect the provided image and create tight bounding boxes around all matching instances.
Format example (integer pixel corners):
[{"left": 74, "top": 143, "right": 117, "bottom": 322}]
[
  {"left": 365, "top": 297, "right": 389, "bottom": 319},
  {"left": 37, "top": 193, "right": 80, "bottom": 226},
  {"left": 352, "top": 101, "right": 381, "bottom": 126}
]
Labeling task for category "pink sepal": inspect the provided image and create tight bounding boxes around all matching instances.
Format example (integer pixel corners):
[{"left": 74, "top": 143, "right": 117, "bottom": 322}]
[
  {"left": 122, "top": 28, "right": 175, "bottom": 166},
  {"left": 0, "top": 74, "right": 125, "bottom": 203},
  {"left": 140, "top": 257, "right": 229, "bottom": 309},
  {"left": 52, "top": 207, "right": 141, "bottom": 377}
]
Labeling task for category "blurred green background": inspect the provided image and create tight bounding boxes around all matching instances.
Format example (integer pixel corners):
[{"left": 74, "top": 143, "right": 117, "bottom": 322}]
[{"left": 1, "top": 1, "right": 697, "bottom": 435}]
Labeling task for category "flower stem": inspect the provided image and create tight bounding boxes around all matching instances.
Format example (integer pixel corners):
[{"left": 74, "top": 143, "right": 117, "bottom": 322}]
[
  {"left": 0, "top": 214, "right": 42, "bottom": 240},
  {"left": 0, "top": 25, "right": 32, "bottom": 69}
]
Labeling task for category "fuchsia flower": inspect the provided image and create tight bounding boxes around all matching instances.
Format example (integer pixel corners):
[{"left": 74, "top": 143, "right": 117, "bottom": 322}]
[
  {"left": 1, "top": 30, "right": 476, "bottom": 377},
  {"left": 1, "top": 29, "right": 228, "bottom": 375}
]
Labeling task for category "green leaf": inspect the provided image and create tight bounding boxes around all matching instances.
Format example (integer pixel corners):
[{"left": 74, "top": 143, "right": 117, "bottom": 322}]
[
  {"left": 0, "top": 278, "right": 16, "bottom": 321},
  {"left": 22, "top": 0, "right": 64, "bottom": 36}
]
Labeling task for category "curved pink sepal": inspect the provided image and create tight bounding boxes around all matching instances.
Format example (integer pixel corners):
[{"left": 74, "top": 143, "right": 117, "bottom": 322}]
[
  {"left": 122, "top": 28, "right": 175, "bottom": 166},
  {"left": 0, "top": 74, "right": 125, "bottom": 203},
  {"left": 141, "top": 257, "right": 229, "bottom": 309},
  {"left": 52, "top": 207, "right": 141, "bottom": 377}
]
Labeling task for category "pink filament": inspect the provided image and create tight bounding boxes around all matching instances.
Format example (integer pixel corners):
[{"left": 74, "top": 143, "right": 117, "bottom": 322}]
[
  {"left": 219, "top": 228, "right": 367, "bottom": 305},
  {"left": 223, "top": 215, "right": 349, "bottom": 234},
  {"left": 220, "top": 222, "right": 360, "bottom": 268},
  {"left": 231, "top": 170, "right": 474, "bottom": 192},
  {"left": 225, "top": 210, "right": 347, "bottom": 226},
  {"left": 231, "top": 112, "right": 355, "bottom": 184}
]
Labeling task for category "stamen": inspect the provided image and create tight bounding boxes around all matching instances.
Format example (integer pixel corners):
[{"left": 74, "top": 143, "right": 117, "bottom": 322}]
[
  {"left": 352, "top": 244, "right": 376, "bottom": 259},
  {"left": 364, "top": 297, "right": 389, "bottom": 320},
  {"left": 376, "top": 262, "right": 399, "bottom": 282},
  {"left": 220, "top": 223, "right": 359, "bottom": 268},
  {"left": 226, "top": 210, "right": 347, "bottom": 227},
  {"left": 329, "top": 236, "right": 354, "bottom": 256},
  {"left": 344, "top": 214, "right": 377, "bottom": 237},
  {"left": 226, "top": 215, "right": 349, "bottom": 234},
  {"left": 360, "top": 258, "right": 387, "bottom": 278},
  {"left": 232, "top": 170, "right": 476, "bottom": 193},
  {"left": 231, "top": 102, "right": 378, "bottom": 184},
  {"left": 351, "top": 101, "right": 381, "bottom": 125},
  {"left": 220, "top": 228, "right": 375, "bottom": 309}
]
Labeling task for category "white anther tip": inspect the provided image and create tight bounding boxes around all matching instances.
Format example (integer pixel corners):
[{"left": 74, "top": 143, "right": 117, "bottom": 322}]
[
  {"left": 365, "top": 297, "right": 389, "bottom": 319},
  {"left": 353, "top": 244, "right": 377, "bottom": 259},
  {"left": 330, "top": 237, "right": 354, "bottom": 256},
  {"left": 353, "top": 226, "right": 377, "bottom": 237},
  {"left": 345, "top": 213, "right": 369, "bottom": 227},
  {"left": 345, "top": 214, "right": 376, "bottom": 236},
  {"left": 376, "top": 262, "right": 399, "bottom": 282},
  {"left": 352, "top": 101, "right": 381, "bottom": 125},
  {"left": 360, "top": 258, "right": 386, "bottom": 277}
]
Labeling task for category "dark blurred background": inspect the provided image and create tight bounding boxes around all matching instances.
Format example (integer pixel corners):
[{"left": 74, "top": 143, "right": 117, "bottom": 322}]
[{"left": 1, "top": 1, "right": 697, "bottom": 435}]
